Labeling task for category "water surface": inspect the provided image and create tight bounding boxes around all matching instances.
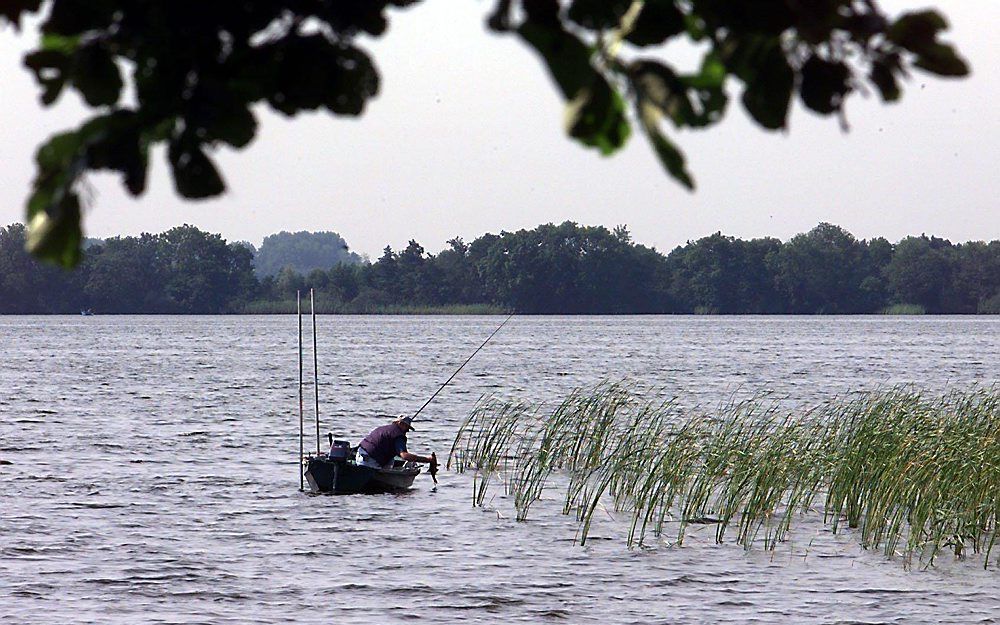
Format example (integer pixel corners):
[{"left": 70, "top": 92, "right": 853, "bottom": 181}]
[{"left": 1, "top": 316, "right": 998, "bottom": 624}]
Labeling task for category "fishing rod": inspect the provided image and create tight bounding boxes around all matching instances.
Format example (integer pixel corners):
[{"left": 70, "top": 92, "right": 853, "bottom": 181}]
[
  {"left": 311, "top": 289, "right": 320, "bottom": 456},
  {"left": 411, "top": 312, "right": 514, "bottom": 421},
  {"left": 297, "top": 290, "right": 304, "bottom": 491}
]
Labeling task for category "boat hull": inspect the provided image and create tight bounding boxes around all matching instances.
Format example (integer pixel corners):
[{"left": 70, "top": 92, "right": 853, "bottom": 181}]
[{"left": 304, "top": 456, "right": 419, "bottom": 494}]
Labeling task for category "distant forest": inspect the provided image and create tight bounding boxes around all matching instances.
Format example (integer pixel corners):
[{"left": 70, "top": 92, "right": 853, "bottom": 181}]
[{"left": 1, "top": 221, "right": 998, "bottom": 315}]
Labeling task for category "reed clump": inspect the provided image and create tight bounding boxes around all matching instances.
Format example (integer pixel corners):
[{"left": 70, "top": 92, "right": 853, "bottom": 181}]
[{"left": 449, "top": 383, "right": 1000, "bottom": 569}]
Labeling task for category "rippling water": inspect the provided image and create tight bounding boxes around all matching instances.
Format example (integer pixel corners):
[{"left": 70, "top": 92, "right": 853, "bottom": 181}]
[{"left": 1, "top": 315, "right": 998, "bottom": 624}]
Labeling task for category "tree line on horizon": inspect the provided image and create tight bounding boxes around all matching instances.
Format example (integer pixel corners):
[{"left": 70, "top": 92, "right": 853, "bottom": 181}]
[{"left": 1, "top": 221, "right": 998, "bottom": 315}]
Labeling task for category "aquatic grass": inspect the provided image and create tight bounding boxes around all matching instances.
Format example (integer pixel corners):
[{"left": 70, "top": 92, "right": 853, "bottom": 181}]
[
  {"left": 448, "top": 396, "right": 532, "bottom": 506},
  {"left": 449, "top": 383, "right": 1000, "bottom": 569}
]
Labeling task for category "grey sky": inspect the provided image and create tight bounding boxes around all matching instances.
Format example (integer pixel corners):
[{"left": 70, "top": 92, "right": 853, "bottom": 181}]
[{"left": 1, "top": 1, "right": 997, "bottom": 258}]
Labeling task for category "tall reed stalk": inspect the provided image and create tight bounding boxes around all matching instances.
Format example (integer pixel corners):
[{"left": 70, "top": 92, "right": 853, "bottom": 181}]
[{"left": 449, "top": 383, "right": 1000, "bottom": 569}]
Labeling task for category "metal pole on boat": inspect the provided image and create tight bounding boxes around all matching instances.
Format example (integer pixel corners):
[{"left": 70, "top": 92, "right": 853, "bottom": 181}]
[
  {"left": 411, "top": 312, "right": 514, "bottom": 421},
  {"left": 298, "top": 290, "right": 304, "bottom": 491},
  {"left": 311, "top": 288, "right": 320, "bottom": 456}
]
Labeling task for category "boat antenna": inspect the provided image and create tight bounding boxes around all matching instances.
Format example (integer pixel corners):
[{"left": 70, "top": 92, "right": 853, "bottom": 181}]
[
  {"left": 412, "top": 312, "right": 514, "bottom": 421},
  {"left": 297, "top": 290, "right": 304, "bottom": 491},
  {"left": 311, "top": 288, "right": 320, "bottom": 455}
]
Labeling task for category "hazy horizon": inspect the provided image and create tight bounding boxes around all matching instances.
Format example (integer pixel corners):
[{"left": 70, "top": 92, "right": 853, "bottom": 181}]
[{"left": 1, "top": 0, "right": 997, "bottom": 259}]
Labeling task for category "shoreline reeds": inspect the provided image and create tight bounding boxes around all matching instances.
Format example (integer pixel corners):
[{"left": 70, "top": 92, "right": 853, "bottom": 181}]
[
  {"left": 449, "top": 383, "right": 1000, "bottom": 569},
  {"left": 239, "top": 300, "right": 507, "bottom": 315}
]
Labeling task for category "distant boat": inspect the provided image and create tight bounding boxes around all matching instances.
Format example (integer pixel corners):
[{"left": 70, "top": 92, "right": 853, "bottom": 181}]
[{"left": 80, "top": 309, "right": 94, "bottom": 316}]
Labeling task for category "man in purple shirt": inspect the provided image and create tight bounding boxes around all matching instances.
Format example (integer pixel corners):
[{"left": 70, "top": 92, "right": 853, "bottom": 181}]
[{"left": 357, "top": 416, "right": 436, "bottom": 471}]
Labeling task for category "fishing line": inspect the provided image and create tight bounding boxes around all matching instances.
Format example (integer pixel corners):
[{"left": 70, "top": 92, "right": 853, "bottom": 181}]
[{"left": 412, "top": 312, "right": 514, "bottom": 421}]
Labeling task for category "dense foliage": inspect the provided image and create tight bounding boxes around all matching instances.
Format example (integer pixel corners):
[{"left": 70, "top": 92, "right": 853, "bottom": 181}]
[
  {"left": 1, "top": 221, "right": 997, "bottom": 315},
  {"left": 0, "top": 224, "right": 255, "bottom": 313},
  {"left": 253, "top": 231, "right": 361, "bottom": 277},
  {"left": 2, "top": 1, "right": 967, "bottom": 266}
]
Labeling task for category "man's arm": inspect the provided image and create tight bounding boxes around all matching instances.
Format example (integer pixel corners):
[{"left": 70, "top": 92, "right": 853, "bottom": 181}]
[
  {"left": 396, "top": 437, "right": 434, "bottom": 464},
  {"left": 400, "top": 451, "right": 434, "bottom": 464}
]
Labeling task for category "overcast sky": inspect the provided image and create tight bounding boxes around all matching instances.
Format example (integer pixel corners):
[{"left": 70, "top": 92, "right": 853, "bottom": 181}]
[{"left": 1, "top": 1, "right": 997, "bottom": 258}]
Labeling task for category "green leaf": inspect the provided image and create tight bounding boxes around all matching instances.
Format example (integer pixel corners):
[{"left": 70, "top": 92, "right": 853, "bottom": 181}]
[
  {"left": 41, "top": 32, "right": 80, "bottom": 54},
  {"left": 564, "top": 79, "right": 631, "bottom": 155},
  {"left": 631, "top": 56, "right": 727, "bottom": 133},
  {"left": 888, "top": 11, "right": 968, "bottom": 77},
  {"left": 799, "top": 56, "right": 851, "bottom": 115},
  {"left": 518, "top": 16, "right": 629, "bottom": 155},
  {"left": 684, "top": 52, "right": 726, "bottom": 89},
  {"left": 72, "top": 43, "right": 123, "bottom": 107},
  {"left": 24, "top": 49, "right": 70, "bottom": 105},
  {"left": 25, "top": 129, "right": 87, "bottom": 267},
  {"left": 913, "top": 43, "right": 969, "bottom": 77},
  {"left": 324, "top": 46, "right": 379, "bottom": 116},
  {"left": 889, "top": 10, "right": 949, "bottom": 53},
  {"left": 626, "top": 0, "right": 685, "bottom": 47},
  {"left": 44, "top": 0, "right": 112, "bottom": 35},
  {"left": 26, "top": 191, "right": 82, "bottom": 267},
  {"left": 208, "top": 104, "right": 257, "bottom": 148},
  {"left": 260, "top": 37, "right": 379, "bottom": 117},
  {"left": 487, "top": 0, "right": 513, "bottom": 32},
  {"left": 0, "top": 0, "right": 42, "bottom": 29},
  {"left": 639, "top": 105, "right": 694, "bottom": 190},
  {"left": 35, "top": 129, "right": 84, "bottom": 171},
  {"left": 26, "top": 113, "right": 149, "bottom": 267},
  {"left": 684, "top": 13, "right": 707, "bottom": 41},
  {"left": 730, "top": 38, "right": 793, "bottom": 130},
  {"left": 631, "top": 60, "right": 692, "bottom": 128},
  {"left": 188, "top": 84, "right": 258, "bottom": 148},
  {"left": 679, "top": 52, "right": 729, "bottom": 127},
  {"left": 517, "top": 19, "right": 594, "bottom": 99},
  {"left": 567, "top": 0, "right": 631, "bottom": 30},
  {"left": 79, "top": 112, "right": 149, "bottom": 195},
  {"left": 168, "top": 141, "right": 225, "bottom": 199},
  {"left": 869, "top": 57, "right": 901, "bottom": 102}
]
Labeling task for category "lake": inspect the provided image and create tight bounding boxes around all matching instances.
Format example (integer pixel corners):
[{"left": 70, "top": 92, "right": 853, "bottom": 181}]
[{"left": 1, "top": 315, "right": 998, "bottom": 624}]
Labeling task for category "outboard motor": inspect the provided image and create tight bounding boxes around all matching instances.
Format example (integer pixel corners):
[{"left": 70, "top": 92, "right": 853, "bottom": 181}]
[{"left": 327, "top": 434, "right": 352, "bottom": 460}]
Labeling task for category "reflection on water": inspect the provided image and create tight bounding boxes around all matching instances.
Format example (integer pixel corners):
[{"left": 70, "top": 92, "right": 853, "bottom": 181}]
[{"left": 0, "top": 315, "right": 998, "bottom": 624}]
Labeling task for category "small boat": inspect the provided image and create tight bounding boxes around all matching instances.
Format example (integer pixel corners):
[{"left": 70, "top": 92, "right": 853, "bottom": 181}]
[
  {"left": 80, "top": 309, "right": 94, "bottom": 316},
  {"left": 296, "top": 290, "right": 425, "bottom": 495},
  {"left": 294, "top": 289, "right": 506, "bottom": 495},
  {"left": 304, "top": 446, "right": 420, "bottom": 494}
]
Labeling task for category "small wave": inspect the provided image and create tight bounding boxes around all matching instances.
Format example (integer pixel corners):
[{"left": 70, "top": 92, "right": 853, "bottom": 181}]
[
  {"left": 467, "top": 595, "right": 526, "bottom": 608},
  {"left": 84, "top": 578, "right": 131, "bottom": 587},
  {"left": 66, "top": 502, "right": 125, "bottom": 509},
  {"left": 829, "top": 587, "right": 918, "bottom": 595},
  {"left": 532, "top": 609, "right": 570, "bottom": 619},
  {"left": 662, "top": 574, "right": 702, "bottom": 586},
  {"left": 332, "top": 583, "right": 370, "bottom": 590}
]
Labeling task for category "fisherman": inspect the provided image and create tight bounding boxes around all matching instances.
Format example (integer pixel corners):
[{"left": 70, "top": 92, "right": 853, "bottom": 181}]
[{"left": 357, "top": 416, "right": 436, "bottom": 472}]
